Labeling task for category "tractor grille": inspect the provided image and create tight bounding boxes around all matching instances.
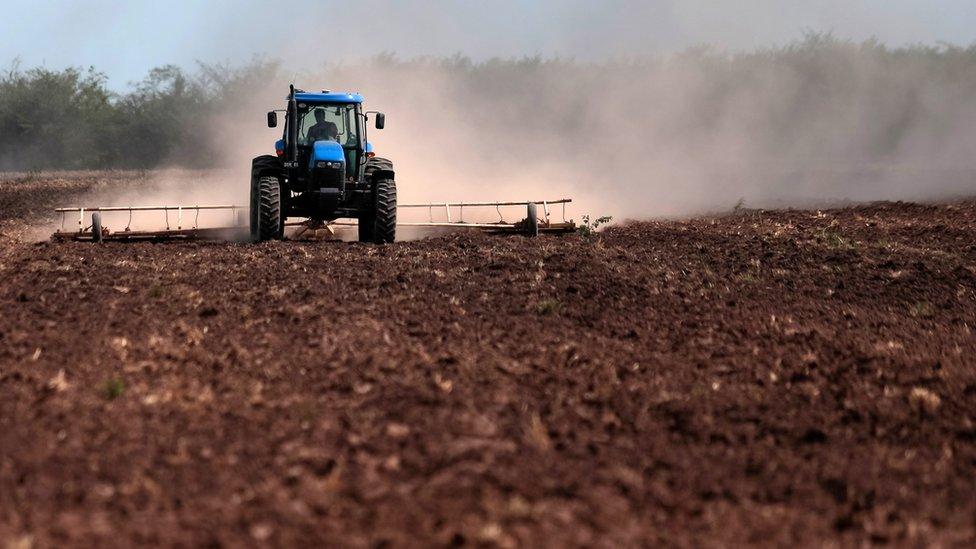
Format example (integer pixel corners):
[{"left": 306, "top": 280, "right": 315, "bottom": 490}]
[{"left": 314, "top": 165, "right": 344, "bottom": 188}]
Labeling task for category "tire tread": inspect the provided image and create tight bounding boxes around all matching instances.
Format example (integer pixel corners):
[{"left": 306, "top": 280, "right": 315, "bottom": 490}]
[{"left": 252, "top": 176, "right": 281, "bottom": 241}]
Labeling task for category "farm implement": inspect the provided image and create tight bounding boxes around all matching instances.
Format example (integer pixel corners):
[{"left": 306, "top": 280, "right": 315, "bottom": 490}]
[
  {"left": 52, "top": 85, "right": 576, "bottom": 243},
  {"left": 51, "top": 199, "right": 575, "bottom": 242}
]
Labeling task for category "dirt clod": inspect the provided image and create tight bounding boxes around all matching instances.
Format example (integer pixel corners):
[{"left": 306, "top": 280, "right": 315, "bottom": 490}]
[{"left": 909, "top": 387, "right": 942, "bottom": 415}]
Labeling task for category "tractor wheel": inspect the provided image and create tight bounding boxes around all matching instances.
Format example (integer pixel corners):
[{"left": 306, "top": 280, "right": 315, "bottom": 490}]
[
  {"left": 91, "top": 212, "right": 103, "bottom": 243},
  {"left": 525, "top": 203, "right": 539, "bottom": 237},
  {"left": 359, "top": 179, "right": 396, "bottom": 244},
  {"left": 372, "top": 179, "right": 397, "bottom": 244},
  {"left": 250, "top": 176, "right": 282, "bottom": 242},
  {"left": 364, "top": 156, "right": 394, "bottom": 179}
]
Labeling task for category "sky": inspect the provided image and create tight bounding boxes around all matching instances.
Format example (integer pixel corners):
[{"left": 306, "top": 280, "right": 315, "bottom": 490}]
[{"left": 2, "top": 0, "right": 975, "bottom": 88}]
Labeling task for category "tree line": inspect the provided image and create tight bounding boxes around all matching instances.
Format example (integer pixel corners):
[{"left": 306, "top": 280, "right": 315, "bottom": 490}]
[
  {"left": 0, "top": 59, "right": 280, "bottom": 170},
  {"left": 3, "top": 34, "right": 976, "bottom": 171}
]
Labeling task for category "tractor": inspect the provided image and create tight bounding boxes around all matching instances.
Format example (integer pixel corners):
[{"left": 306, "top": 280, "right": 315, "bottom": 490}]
[
  {"left": 52, "top": 86, "right": 578, "bottom": 243},
  {"left": 250, "top": 85, "right": 396, "bottom": 243}
]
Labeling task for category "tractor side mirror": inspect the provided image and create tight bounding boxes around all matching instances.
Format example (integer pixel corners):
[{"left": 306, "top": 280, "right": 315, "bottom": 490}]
[
  {"left": 375, "top": 113, "right": 386, "bottom": 130},
  {"left": 267, "top": 111, "right": 278, "bottom": 128}
]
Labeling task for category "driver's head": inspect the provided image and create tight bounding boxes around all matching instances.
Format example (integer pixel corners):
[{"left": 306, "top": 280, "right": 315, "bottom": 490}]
[{"left": 314, "top": 109, "right": 325, "bottom": 123}]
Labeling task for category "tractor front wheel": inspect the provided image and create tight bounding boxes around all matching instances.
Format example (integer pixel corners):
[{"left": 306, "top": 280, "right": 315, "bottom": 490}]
[
  {"left": 251, "top": 176, "right": 282, "bottom": 242},
  {"left": 358, "top": 179, "right": 396, "bottom": 244}
]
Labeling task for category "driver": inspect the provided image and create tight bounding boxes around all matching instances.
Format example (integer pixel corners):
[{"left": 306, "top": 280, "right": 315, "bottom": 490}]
[{"left": 306, "top": 108, "right": 338, "bottom": 144}]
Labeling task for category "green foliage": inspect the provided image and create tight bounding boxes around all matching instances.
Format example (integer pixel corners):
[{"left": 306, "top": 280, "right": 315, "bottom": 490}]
[
  {"left": 815, "top": 228, "right": 855, "bottom": 250},
  {"left": 910, "top": 301, "right": 936, "bottom": 318},
  {"left": 0, "top": 63, "right": 115, "bottom": 169},
  {"left": 0, "top": 58, "right": 280, "bottom": 170},
  {"left": 536, "top": 298, "right": 563, "bottom": 315},
  {"left": 101, "top": 377, "right": 125, "bottom": 400},
  {"left": 577, "top": 214, "right": 613, "bottom": 238}
]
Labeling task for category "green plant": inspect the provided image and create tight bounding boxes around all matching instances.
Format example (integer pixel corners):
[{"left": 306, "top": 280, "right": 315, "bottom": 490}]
[
  {"left": 536, "top": 298, "right": 563, "bottom": 315},
  {"left": 910, "top": 301, "right": 935, "bottom": 318},
  {"left": 102, "top": 377, "right": 125, "bottom": 400},
  {"left": 737, "top": 272, "right": 759, "bottom": 284},
  {"left": 815, "top": 228, "right": 854, "bottom": 250},
  {"left": 577, "top": 215, "right": 613, "bottom": 238}
]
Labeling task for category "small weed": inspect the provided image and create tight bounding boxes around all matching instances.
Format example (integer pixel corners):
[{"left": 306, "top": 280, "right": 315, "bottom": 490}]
[
  {"left": 910, "top": 301, "right": 936, "bottom": 319},
  {"left": 536, "top": 298, "right": 563, "bottom": 315},
  {"left": 733, "top": 198, "right": 746, "bottom": 211},
  {"left": 101, "top": 377, "right": 125, "bottom": 400},
  {"left": 577, "top": 214, "right": 613, "bottom": 238},
  {"left": 816, "top": 228, "right": 854, "bottom": 250},
  {"left": 737, "top": 273, "right": 759, "bottom": 284},
  {"left": 148, "top": 285, "right": 165, "bottom": 298}
]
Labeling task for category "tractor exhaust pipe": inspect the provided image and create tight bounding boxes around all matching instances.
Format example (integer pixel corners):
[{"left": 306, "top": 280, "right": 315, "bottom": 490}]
[{"left": 287, "top": 84, "right": 298, "bottom": 165}]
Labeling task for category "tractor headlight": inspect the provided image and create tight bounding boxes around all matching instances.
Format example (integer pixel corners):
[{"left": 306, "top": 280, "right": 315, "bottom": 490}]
[{"left": 316, "top": 161, "right": 342, "bottom": 169}]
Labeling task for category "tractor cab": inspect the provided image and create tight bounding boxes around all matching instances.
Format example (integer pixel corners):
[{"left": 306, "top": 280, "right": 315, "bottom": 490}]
[
  {"left": 270, "top": 92, "right": 374, "bottom": 189},
  {"left": 252, "top": 85, "right": 395, "bottom": 243}
]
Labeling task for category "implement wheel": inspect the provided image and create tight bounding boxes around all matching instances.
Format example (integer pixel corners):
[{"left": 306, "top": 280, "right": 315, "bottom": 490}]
[{"left": 250, "top": 176, "right": 282, "bottom": 242}]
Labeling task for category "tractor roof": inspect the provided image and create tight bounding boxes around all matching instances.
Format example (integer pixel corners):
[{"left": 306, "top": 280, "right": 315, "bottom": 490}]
[{"left": 293, "top": 91, "right": 364, "bottom": 104}]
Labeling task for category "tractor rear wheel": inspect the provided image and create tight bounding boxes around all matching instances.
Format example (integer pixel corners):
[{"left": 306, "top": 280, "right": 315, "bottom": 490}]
[
  {"left": 373, "top": 179, "right": 397, "bottom": 244},
  {"left": 91, "top": 212, "right": 103, "bottom": 243},
  {"left": 525, "top": 203, "right": 539, "bottom": 237},
  {"left": 358, "top": 179, "right": 396, "bottom": 244},
  {"left": 251, "top": 176, "right": 282, "bottom": 242}
]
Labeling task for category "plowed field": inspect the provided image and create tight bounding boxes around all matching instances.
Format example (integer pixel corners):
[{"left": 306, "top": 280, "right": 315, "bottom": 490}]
[{"left": 1, "top": 172, "right": 975, "bottom": 546}]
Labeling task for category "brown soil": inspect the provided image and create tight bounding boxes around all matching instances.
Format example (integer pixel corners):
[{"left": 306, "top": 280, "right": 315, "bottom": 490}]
[{"left": 1, "top": 172, "right": 975, "bottom": 547}]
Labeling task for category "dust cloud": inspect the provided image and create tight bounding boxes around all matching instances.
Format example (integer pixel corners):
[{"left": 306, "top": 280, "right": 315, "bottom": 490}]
[
  {"left": 326, "top": 44, "right": 976, "bottom": 222},
  {"left": 116, "top": 37, "right": 976, "bottom": 230}
]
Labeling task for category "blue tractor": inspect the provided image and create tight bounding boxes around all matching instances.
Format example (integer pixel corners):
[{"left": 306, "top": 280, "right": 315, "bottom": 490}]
[{"left": 251, "top": 85, "right": 396, "bottom": 243}]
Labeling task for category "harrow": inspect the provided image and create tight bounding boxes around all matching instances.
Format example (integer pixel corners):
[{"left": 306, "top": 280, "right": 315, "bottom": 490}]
[{"left": 51, "top": 199, "right": 575, "bottom": 242}]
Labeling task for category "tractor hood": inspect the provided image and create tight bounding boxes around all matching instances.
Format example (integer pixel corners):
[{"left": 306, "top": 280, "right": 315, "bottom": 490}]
[{"left": 310, "top": 140, "right": 345, "bottom": 167}]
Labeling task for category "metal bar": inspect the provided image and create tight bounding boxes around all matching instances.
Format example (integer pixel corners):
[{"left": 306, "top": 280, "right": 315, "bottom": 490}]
[
  {"left": 397, "top": 222, "right": 516, "bottom": 228},
  {"left": 54, "top": 205, "right": 241, "bottom": 213},
  {"left": 55, "top": 200, "right": 570, "bottom": 214},
  {"left": 292, "top": 224, "right": 310, "bottom": 239},
  {"left": 55, "top": 201, "right": 570, "bottom": 213},
  {"left": 398, "top": 199, "right": 572, "bottom": 208},
  {"left": 445, "top": 203, "right": 451, "bottom": 223},
  {"left": 51, "top": 226, "right": 248, "bottom": 241},
  {"left": 328, "top": 221, "right": 519, "bottom": 229}
]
